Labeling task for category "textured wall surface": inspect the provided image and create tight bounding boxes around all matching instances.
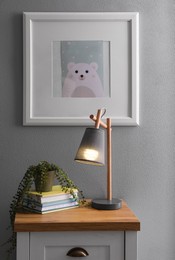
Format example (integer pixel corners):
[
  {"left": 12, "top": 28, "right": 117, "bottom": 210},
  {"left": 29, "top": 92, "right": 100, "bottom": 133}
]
[{"left": 0, "top": 1, "right": 175, "bottom": 259}]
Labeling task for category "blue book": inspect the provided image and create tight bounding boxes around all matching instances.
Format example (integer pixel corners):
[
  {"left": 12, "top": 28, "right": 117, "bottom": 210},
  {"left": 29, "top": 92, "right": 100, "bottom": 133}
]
[
  {"left": 23, "top": 200, "right": 79, "bottom": 212},
  {"left": 23, "top": 197, "right": 77, "bottom": 207}
]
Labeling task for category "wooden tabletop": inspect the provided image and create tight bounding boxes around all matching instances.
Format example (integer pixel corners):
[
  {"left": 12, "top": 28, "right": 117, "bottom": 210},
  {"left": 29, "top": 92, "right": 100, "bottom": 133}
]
[{"left": 14, "top": 200, "right": 140, "bottom": 232}]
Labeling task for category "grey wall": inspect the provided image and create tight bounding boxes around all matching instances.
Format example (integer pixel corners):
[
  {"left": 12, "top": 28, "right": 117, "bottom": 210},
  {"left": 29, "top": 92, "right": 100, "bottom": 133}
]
[{"left": 0, "top": 1, "right": 175, "bottom": 259}]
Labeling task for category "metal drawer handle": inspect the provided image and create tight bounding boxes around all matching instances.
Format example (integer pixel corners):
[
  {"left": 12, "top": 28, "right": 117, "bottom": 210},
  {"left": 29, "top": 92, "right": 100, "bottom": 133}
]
[{"left": 67, "top": 247, "right": 89, "bottom": 257}]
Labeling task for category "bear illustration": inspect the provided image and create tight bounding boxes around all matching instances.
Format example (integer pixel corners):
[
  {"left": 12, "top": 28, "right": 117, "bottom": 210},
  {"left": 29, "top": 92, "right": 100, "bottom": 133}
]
[{"left": 62, "top": 62, "right": 104, "bottom": 97}]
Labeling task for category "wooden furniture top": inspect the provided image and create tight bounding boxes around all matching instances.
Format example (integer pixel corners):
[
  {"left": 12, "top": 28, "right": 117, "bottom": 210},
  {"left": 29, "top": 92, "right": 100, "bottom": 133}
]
[{"left": 14, "top": 200, "right": 140, "bottom": 232}]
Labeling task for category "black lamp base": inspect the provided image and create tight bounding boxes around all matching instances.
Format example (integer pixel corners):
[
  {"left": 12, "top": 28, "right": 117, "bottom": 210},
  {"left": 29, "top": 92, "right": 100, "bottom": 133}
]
[{"left": 92, "top": 198, "right": 122, "bottom": 210}]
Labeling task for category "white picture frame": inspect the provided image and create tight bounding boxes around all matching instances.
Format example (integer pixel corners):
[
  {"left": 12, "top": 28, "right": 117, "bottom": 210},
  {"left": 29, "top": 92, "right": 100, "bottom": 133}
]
[{"left": 23, "top": 12, "right": 139, "bottom": 126}]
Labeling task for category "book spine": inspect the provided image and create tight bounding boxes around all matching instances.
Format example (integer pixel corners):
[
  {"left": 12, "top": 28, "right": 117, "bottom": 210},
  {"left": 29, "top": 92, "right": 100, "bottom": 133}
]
[
  {"left": 25, "top": 193, "right": 78, "bottom": 203},
  {"left": 23, "top": 205, "right": 79, "bottom": 214},
  {"left": 23, "top": 198, "right": 76, "bottom": 207},
  {"left": 23, "top": 201, "right": 79, "bottom": 211}
]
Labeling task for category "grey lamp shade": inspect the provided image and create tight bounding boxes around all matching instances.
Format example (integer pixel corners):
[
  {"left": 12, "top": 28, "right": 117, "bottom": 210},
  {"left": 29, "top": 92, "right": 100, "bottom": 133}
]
[{"left": 75, "top": 128, "right": 105, "bottom": 166}]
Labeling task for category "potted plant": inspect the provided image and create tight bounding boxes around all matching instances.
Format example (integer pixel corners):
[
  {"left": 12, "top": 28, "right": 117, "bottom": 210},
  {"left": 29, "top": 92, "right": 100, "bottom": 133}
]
[
  {"left": 3, "top": 161, "right": 85, "bottom": 258},
  {"left": 33, "top": 161, "right": 59, "bottom": 192}
]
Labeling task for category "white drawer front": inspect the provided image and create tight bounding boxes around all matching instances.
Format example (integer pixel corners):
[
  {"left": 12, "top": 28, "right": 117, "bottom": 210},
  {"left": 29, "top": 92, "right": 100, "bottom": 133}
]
[
  {"left": 30, "top": 231, "right": 124, "bottom": 260},
  {"left": 46, "top": 245, "right": 109, "bottom": 260}
]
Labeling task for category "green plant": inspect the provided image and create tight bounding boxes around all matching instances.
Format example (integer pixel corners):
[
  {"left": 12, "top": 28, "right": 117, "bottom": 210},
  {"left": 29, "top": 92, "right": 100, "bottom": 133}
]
[{"left": 3, "top": 161, "right": 85, "bottom": 258}]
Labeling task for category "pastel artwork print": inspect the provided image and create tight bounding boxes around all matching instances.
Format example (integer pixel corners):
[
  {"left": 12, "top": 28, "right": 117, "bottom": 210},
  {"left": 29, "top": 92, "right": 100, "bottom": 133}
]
[{"left": 52, "top": 41, "right": 110, "bottom": 98}]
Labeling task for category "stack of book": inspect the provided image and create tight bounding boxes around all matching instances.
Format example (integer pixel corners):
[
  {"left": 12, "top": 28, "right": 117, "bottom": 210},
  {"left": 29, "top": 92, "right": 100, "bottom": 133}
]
[{"left": 23, "top": 185, "right": 79, "bottom": 214}]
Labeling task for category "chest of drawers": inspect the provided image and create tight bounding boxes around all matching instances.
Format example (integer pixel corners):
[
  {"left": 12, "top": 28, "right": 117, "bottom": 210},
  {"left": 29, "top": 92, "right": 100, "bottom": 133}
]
[{"left": 14, "top": 201, "right": 140, "bottom": 260}]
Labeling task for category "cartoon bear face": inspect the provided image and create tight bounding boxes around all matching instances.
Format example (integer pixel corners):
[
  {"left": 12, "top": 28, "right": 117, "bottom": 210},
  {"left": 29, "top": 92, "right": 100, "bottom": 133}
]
[
  {"left": 67, "top": 62, "right": 98, "bottom": 82},
  {"left": 62, "top": 62, "right": 104, "bottom": 97}
]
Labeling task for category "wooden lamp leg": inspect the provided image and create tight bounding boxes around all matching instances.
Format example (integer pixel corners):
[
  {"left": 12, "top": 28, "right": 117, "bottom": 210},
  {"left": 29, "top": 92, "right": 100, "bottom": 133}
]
[{"left": 107, "top": 118, "right": 112, "bottom": 201}]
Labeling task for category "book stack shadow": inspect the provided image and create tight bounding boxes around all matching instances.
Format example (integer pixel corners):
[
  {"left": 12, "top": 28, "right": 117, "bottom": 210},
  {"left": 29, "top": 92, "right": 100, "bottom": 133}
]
[{"left": 23, "top": 185, "right": 79, "bottom": 214}]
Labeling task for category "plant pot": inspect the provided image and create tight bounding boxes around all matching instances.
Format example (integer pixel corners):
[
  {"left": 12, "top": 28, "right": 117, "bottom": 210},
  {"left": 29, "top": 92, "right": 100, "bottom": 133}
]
[{"left": 35, "top": 171, "right": 55, "bottom": 192}]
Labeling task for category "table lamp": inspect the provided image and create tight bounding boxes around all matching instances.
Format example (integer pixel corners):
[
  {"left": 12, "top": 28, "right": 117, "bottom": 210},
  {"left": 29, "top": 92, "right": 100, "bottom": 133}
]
[{"left": 75, "top": 109, "right": 122, "bottom": 210}]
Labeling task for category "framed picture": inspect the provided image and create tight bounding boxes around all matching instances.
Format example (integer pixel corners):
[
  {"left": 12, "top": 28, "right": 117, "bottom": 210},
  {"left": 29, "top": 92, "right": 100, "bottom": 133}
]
[{"left": 23, "top": 12, "right": 139, "bottom": 126}]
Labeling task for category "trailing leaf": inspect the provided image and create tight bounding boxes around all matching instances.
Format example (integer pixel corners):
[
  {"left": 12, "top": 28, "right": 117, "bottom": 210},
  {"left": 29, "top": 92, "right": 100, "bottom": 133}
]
[{"left": 2, "top": 161, "right": 85, "bottom": 259}]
